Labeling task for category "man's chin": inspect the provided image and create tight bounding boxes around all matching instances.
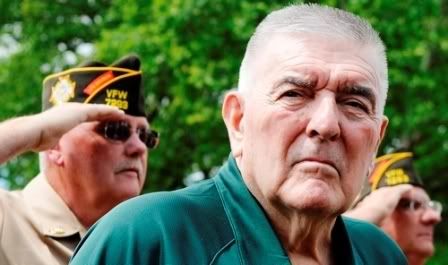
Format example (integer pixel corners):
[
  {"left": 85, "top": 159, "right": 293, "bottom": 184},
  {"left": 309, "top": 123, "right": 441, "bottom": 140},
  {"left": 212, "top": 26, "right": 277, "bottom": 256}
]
[
  {"left": 281, "top": 195, "right": 342, "bottom": 216},
  {"left": 110, "top": 192, "right": 139, "bottom": 207},
  {"left": 283, "top": 187, "right": 340, "bottom": 208},
  {"left": 114, "top": 184, "right": 142, "bottom": 200},
  {"left": 415, "top": 243, "right": 435, "bottom": 257}
]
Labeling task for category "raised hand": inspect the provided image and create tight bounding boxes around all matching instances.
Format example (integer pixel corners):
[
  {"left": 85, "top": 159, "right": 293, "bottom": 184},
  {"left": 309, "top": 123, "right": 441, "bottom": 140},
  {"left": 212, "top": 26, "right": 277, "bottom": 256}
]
[
  {"left": 345, "top": 184, "right": 413, "bottom": 224},
  {"left": 0, "top": 103, "right": 125, "bottom": 164}
]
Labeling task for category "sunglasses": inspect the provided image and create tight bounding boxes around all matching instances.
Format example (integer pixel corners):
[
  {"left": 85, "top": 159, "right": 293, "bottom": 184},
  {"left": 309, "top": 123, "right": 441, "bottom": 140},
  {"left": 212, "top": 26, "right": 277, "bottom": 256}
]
[
  {"left": 96, "top": 121, "right": 159, "bottom": 149},
  {"left": 397, "top": 198, "right": 443, "bottom": 215}
]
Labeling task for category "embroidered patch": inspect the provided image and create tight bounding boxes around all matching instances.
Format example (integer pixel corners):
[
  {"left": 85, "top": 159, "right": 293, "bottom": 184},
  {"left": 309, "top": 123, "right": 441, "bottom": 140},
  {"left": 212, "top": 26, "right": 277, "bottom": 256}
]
[
  {"left": 105, "top": 89, "right": 129, "bottom": 110},
  {"left": 84, "top": 71, "right": 114, "bottom": 95},
  {"left": 49, "top": 75, "right": 76, "bottom": 105}
]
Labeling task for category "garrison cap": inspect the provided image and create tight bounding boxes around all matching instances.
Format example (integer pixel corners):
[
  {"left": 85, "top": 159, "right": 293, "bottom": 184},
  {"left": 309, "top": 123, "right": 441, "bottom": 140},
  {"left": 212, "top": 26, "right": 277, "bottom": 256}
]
[
  {"left": 358, "top": 152, "right": 424, "bottom": 200},
  {"left": 42, "top": 54, "right": 146, "bottom": 117}
]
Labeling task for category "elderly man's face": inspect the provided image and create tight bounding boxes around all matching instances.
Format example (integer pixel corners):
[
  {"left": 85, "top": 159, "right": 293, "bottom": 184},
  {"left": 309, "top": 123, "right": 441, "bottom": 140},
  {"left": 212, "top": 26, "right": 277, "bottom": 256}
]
[
  {"left": 381, "top": 187, "right": 442, "bottom": 259},
  {"left": 238, "top": 33, "right": 388, "bottom": 215},
  {"left": 57, "top": 115, "right": 149, "bottom": 208}
]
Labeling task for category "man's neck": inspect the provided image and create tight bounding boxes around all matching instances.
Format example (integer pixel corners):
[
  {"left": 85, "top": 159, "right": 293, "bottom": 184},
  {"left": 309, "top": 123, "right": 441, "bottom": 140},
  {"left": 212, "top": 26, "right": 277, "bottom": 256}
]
[
  {"left": 251, "top": 191, "right": 337, "bottom": 265},
  {"left": 274, "top": 212, "right": 335, "bottom": 264},
  {"left": 45, "top": 169, "right": 105, "bottom": 228}
]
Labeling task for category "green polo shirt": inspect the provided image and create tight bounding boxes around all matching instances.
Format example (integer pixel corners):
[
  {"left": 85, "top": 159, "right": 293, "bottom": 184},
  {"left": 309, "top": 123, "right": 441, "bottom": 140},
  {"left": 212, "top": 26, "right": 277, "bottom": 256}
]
[{"left": 70, "top": 156, "right": 406, "bottom": 265}]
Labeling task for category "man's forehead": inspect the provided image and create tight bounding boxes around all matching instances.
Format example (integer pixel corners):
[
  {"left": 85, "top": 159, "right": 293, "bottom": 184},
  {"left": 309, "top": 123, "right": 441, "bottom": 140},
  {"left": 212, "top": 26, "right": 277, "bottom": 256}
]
[
  {"left": 124, "top": 115, "right": 150, "bottom": 127},
  {"left": 258, "top": 34, "right": 381, "bottom": 95},
  {"left": 258, "top": 33, "right": 379, "bottom": 75},
  {"left": 261, "top": 32, "right": 357, "bottom": 55}
]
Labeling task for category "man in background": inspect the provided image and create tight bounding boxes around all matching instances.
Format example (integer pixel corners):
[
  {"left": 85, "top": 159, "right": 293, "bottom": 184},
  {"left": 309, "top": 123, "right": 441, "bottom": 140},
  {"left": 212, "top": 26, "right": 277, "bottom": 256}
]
[
  {"left": 346, "top": 151, "right": 443, "bottom": 265},
  {"left": 0, "top": 54, "right": 159, "bottom": 265}
]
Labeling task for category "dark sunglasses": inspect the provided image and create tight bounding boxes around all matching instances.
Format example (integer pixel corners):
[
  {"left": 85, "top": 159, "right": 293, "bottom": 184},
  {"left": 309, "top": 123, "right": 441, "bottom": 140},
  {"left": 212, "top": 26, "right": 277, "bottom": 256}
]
[{"left": 96, "top": 121, "right": 159, "bottom": 149}]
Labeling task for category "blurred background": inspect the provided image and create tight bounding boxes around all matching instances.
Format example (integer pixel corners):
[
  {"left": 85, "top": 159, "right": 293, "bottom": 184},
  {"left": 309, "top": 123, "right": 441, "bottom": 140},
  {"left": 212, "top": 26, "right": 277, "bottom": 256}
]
[{"left": 0, "top": 0, "right": 446, "bottom": 262}]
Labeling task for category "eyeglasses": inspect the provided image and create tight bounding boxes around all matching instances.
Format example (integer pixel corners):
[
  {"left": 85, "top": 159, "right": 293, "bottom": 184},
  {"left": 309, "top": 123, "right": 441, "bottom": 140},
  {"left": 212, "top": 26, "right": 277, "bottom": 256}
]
[
  {"left": 397, "top": 198, "right": 443, "bottom": 215},
  {"left": 96, "top": 121, "right": 159, "bottom": 149}
]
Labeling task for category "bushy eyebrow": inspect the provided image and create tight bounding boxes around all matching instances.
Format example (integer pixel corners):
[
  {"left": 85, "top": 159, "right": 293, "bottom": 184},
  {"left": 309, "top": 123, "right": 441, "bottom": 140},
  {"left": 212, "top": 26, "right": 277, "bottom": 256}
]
[
  {"left": 339, "top": 85, "right": 377, "bottom": 111},
  {"left": 270, "top": 77, "right": 377, "bottom": 109},
  {"left": 270, "top": 76, "right": 317, "bottom": 96}
]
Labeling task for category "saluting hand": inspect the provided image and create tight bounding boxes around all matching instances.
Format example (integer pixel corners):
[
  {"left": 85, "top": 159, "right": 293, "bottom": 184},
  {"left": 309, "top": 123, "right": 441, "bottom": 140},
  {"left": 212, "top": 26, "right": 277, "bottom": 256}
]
[
  {"left": 345, "top": 184, "right": 413, "bottom": 225},
  {"left": 31, "top": 103, "right": 125, "bottom": 151},
  {"left": 0, "top": 103, "right": 125, "bottom": 164}
]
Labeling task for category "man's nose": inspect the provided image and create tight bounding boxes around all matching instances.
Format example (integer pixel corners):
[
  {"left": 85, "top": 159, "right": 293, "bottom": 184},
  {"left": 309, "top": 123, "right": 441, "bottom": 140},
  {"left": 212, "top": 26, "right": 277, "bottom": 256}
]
[
  {"left": 305, "top": 97, "right": 341, "bottom": 141},
  {"left": 421, "top": 208, "right": 442, "bottom": 225},
  {"left": 125, "top": 132, "right": 147, "bottom": 157}
]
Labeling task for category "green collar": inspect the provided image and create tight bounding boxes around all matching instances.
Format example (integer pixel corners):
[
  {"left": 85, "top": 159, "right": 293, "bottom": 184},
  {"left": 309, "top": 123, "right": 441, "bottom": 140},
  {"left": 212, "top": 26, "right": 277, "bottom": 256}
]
[{"left": 214, "top": 156, "right": 290, "bottom": 265}]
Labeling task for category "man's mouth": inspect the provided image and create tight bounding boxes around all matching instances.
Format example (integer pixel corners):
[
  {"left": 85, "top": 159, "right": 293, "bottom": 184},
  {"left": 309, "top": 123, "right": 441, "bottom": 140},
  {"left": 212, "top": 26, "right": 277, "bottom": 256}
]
[
  {"left": 116, "top": 168, "right": 140, "bottom": 179},
  {"left": 417, "top": 232, "right": 433, "bottom": 240},
  {"left": 297, "top": 157, "right": 340, "bottom": 177}
]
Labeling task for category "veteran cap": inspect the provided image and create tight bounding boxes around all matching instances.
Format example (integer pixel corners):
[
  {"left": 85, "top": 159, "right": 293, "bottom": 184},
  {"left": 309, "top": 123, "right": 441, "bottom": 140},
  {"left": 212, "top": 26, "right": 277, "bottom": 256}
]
[
  {"left": 358, "top": 152, "right": 424, "bottom": 200},
  {"left": 42, "top": 54, "right": 146, "bottom": 117}
]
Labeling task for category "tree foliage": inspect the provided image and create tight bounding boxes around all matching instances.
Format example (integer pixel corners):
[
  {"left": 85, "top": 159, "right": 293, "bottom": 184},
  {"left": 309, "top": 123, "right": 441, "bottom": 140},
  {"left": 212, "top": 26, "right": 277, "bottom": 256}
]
[{"left": 0, "top": 0, "right": 446, "bottom": 258}]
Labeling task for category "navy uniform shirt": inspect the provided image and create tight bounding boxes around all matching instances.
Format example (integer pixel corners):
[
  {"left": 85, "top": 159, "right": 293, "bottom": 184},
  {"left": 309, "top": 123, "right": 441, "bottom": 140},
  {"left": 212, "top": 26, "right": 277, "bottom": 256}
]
[
  {"left": 71, "top": 156, "right": 407, "bottom": 265},
  {"left": 0, "top": 175, "right": 86, "bottom": 265}
]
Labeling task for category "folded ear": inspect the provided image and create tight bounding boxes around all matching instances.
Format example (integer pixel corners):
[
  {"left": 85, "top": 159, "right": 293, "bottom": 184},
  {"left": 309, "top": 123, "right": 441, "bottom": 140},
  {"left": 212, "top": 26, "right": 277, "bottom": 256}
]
[
  {"left": 46, "top": 144, "right": 64, "bottom": 166},
  {"left": 222, "top": 91, "right": 245, "bottom": 158}
]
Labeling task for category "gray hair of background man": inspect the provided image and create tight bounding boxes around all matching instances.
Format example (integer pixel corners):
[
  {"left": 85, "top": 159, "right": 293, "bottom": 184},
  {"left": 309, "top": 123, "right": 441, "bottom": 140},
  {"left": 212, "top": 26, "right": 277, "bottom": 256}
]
[{"left": 238, "top": 4, "right": 388, "bottom": 114}]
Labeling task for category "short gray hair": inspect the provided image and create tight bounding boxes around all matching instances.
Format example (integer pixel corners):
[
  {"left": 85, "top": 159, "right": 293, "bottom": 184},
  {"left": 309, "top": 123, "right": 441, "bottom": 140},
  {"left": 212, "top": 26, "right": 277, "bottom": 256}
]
[{"left": 238, "top": 4, "right": 388, "bottom": 113}]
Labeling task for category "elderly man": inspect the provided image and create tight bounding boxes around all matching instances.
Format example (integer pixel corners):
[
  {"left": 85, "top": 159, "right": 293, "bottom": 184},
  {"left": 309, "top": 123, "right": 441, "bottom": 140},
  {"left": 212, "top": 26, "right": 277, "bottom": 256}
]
[
  {"left": 346, "top": 152, "right": 443, "bottom": 265},
  {"left": 71, "top": 4, "right": 405, "bottom": 265},
  {"left": 0, "top": 55, "right": 159, "bottom": 265}
]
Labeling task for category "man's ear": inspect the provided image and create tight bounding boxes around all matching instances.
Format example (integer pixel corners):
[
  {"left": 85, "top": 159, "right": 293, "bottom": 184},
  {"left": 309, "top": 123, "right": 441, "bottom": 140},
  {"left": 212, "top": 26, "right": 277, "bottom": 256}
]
[
  {"left": 374, "top": 116, "right": 389, "bottom": 153},
  {"left": 47, "top": 144, "right": 64, "bottom": 166},
  {"left": 222, "top": 91, "right": 245, "bottom": 158},
  {"left": 379, "top": 116, "right": 389, "bottom": 143}
]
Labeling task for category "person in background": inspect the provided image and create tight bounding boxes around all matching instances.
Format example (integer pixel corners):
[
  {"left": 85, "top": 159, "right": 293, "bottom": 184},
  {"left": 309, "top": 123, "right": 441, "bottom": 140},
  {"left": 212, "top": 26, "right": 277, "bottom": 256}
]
[
  {"left": 345, "top": 151, "right": 443, "bottom": 265},
  {"left": 71, "top": 4, "right": 406, "bottom": 265},
  {"left": 0, "top": 54, "right": 159, "bottom": 265}
]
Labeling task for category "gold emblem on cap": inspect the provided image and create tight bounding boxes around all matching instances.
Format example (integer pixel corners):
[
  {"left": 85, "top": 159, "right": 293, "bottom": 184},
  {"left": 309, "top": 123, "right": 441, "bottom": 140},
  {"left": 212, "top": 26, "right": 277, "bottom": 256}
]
[
  {"left": 385, "top": 168, "right": 410, "bottom": 185},
  {"left": 49, "top": 75, "right": 76, "bottom": 105}
]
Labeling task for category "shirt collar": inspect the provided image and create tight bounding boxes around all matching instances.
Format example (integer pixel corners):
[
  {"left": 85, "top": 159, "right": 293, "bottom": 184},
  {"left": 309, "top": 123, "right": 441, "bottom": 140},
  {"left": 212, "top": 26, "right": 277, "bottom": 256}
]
[
  {"left": 214, "top": 155, "right": 355, "bottom": 265},
  {"left": 22, "top": 174, "right": 87, "bottom": 238},
  {"left": 331, "top": 216, "right": 355, "bottom": 264},
  {"left": 214, "top": 156, "right": 290, "bottom": 265}
]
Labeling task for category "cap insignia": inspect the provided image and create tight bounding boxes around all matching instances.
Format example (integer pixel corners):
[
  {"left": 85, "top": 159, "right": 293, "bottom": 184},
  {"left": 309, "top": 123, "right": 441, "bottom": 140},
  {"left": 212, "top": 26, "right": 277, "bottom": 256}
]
[{"left": 49, "top": 75, "right": 76, "bottom": 105}]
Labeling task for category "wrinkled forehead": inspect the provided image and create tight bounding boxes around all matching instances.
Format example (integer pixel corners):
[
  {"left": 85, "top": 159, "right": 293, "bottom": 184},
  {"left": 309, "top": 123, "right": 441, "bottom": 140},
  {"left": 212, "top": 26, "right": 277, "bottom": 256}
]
[{"left": 247, "top": 33, "right": 386, "bottom": 108}]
